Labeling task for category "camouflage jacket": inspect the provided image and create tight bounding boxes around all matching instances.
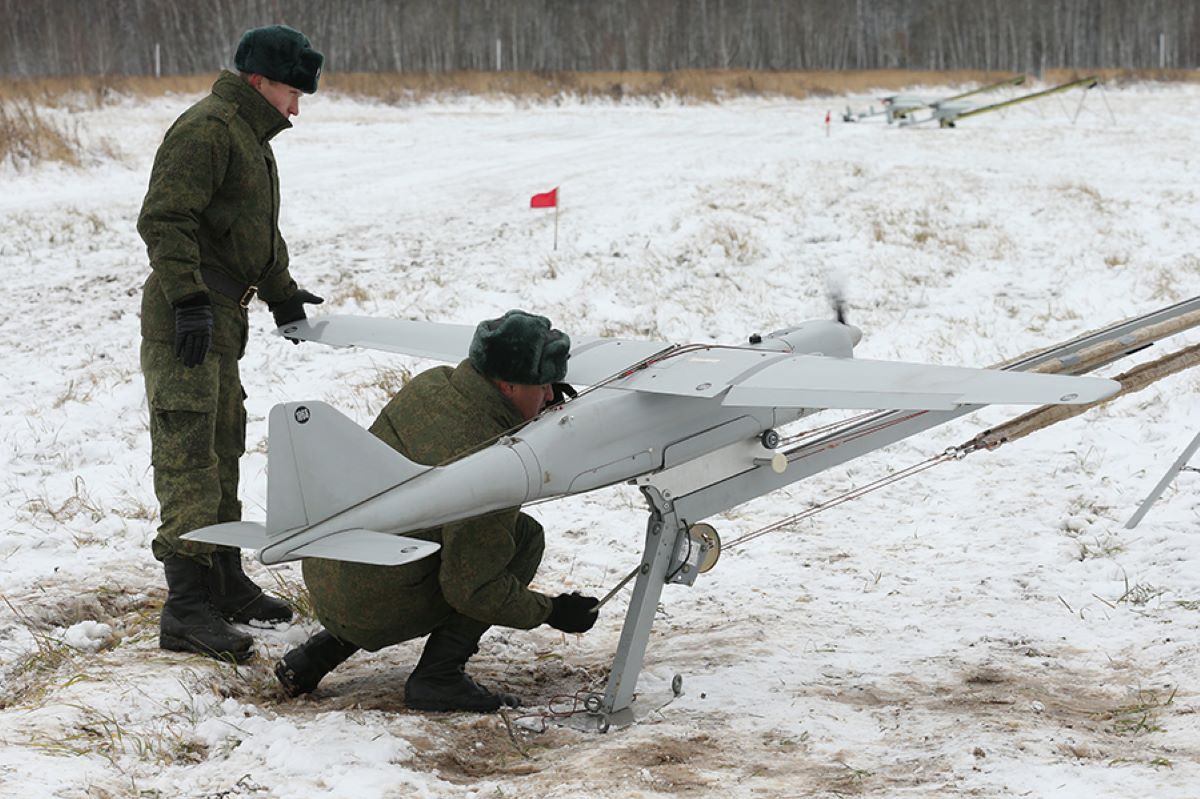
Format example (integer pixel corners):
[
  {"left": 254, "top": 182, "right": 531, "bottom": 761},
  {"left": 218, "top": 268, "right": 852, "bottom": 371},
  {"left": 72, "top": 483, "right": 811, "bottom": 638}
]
[
  {"left": 303, "top": 361, "right": 554, "bottom": 650},
  {"left": 137, "top": 70, "right": 298, "bottom": 354}
]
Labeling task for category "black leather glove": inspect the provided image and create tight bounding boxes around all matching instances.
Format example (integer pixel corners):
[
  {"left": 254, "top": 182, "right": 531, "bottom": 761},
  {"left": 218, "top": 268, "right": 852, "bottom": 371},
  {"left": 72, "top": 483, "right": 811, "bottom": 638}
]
[
  {"left": 269, "top": 289, "right": 324, "bottom": 343},
  {"left": 549, "top": 382, "right": 577, "bottom": 408},
  {"left": 174, "top": 293, "right": 213, "bottom": 368},
  {"left": 546, "top": 592, "right": 599, "bottom": 633}
]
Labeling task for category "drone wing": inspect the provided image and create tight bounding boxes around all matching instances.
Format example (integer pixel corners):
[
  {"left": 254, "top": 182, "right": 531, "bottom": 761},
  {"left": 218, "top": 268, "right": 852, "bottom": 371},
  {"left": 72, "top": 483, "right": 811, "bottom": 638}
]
[
  {"left": 719, "top": 353, "right": 1117, "bottom": 409},
  {"left": 602, "top": 347, "right": 1117, "bottom": 410},
  {"left": 281, "top": 316, "right": 1118, "bottom": 410},
  {"left": 278, "top": 316, "right": 476, "bottom": 362},
  {"left": 277, "top": 315, "right": 669, "bottom": 387}
]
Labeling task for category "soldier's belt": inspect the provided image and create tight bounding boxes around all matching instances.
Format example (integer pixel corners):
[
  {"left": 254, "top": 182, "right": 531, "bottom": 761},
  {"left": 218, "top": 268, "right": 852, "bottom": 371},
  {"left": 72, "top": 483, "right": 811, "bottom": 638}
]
[{"left": 201, "top": 268, "right": 257, "bottom": 308}]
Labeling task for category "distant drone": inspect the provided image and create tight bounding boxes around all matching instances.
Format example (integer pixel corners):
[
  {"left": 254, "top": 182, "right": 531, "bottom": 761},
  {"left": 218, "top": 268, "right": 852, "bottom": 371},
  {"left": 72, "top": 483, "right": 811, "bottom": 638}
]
[{"left": 844, "top": 74, "right": 1097, "bottom": 128}]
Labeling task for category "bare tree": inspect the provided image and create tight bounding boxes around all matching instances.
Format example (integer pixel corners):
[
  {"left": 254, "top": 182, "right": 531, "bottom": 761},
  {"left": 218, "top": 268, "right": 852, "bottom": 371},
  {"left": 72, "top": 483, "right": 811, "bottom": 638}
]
[{"left": 1, "top": 0, "right": 1198, "bottom": 78}]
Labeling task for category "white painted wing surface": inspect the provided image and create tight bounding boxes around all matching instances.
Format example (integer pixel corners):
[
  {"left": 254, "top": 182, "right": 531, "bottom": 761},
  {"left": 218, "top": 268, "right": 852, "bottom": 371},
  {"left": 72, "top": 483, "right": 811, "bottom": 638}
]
[
  {"left": 613, "top": 347, "right": 781, "bottom": 398},
  {"left": 275, "top": 315, "right": 670, "bottom": 386},
  {"left": 721, "top": 355, "right": 1121, "bottom": 410},
  {"left": 287, "top": 529, "right": 441, "bottom": 566},
  {"left": 563, "top": 337, "right": 674, "bottom": 385},
  {"left": 179, "top": 519, "right": 440, "bottom": 568},
  {"left": 277, "top": 316, "right": 476, "bottom": 362},
  {"left": 182, "top": 522, "right": 267, "bottom": 549}
]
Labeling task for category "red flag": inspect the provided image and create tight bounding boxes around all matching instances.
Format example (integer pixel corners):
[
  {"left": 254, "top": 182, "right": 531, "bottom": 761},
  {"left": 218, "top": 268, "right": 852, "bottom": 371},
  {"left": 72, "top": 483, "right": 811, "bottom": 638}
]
[
  {"left": 530, "top": 187, "right": 558, "bottom": 208},
  {"left": 824, "top": 110, "right": 831, "bottom": 124}
]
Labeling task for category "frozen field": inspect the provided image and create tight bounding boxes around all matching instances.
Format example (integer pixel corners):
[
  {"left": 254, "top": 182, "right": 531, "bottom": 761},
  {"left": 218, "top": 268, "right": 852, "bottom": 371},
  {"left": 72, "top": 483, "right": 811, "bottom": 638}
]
[{"left": 1, "top": 81, "right": 1199, "bottom": 798}]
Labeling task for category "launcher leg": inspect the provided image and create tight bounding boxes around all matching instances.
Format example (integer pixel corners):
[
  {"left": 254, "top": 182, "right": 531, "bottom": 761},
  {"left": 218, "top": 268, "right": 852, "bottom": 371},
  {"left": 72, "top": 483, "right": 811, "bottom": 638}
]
[
  {"left": 563, "top": 487, "right": 687, "bottom": 732},
  {"left": 1126, "top": 430, "right": 1200, "bottom": 529}
]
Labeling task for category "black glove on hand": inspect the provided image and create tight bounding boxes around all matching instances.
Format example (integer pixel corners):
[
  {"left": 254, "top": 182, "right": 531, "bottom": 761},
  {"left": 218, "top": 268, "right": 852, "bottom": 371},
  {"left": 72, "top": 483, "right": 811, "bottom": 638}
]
[
  {"left": 546, "top": 592, "right": 600, "bottom": 633},
  {"left": 270, "top": 289, "right": 324, "bottom": 343},
  {"left": 549, "top": 382, "right": 577, "bottom": 407},
  {"left": 174, "top": 294, "right": 213, "bottom": 368}
]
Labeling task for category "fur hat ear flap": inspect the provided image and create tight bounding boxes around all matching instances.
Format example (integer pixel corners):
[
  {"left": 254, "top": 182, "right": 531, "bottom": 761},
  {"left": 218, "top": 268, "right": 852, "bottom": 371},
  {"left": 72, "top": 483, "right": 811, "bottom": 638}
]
[{"left": 469, "top": 310, "right": 570, "bottom": 385}]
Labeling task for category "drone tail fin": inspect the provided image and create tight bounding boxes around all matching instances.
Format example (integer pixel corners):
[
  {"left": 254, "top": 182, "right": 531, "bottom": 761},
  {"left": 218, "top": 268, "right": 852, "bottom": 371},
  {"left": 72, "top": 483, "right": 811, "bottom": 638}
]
[
  {"left": 262, "top": 401, "right": 427, "bottom": 540},
  {"left": 183, "top": 401, "right": 440, "bottom": 566}
]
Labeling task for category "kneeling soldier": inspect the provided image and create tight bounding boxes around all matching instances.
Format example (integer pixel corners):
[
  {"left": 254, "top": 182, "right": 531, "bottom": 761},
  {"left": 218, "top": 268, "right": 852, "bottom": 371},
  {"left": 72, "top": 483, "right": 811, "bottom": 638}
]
[{"left": 276, "top": 310, "right": 601, "bottom": 711}]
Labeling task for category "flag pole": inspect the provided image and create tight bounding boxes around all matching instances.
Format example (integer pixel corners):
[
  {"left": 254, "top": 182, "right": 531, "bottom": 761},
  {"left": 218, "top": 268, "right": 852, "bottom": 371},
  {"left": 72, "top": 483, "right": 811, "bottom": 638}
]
[{"left": 553, "top": 196, "right": 559, "bottom": 251}]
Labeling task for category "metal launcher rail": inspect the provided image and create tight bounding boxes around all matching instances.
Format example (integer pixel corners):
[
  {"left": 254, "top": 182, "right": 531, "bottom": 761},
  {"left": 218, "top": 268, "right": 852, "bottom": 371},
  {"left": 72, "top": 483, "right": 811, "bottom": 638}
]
[{"left": 572, "top": 294, "right": 1200, "bottom": 732}]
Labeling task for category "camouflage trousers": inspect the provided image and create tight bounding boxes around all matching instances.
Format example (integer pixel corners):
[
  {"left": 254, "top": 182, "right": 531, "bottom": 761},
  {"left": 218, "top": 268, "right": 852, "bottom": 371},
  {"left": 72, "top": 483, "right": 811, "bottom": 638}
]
[
  {"left": 141, "top": 339, "right": 246, "bottom": 564},
  {"left": 305, "top": 513, "right": 546, "bottom": 651}
]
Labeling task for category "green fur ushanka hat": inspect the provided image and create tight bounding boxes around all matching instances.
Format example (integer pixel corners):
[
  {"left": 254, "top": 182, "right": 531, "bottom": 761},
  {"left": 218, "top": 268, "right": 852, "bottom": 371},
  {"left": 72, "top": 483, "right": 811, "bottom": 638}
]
[
  {"left": 235, "top": 25, "right": 324, "bottom": 94},
  {"left": 469, "top": 310, "right": 571, "bottom": 385}
]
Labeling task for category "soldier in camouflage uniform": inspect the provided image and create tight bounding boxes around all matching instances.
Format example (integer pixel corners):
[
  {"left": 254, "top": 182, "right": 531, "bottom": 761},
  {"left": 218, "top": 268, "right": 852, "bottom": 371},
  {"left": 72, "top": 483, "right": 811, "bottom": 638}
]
[
  {"left": 138, "top": 25, "right": 325, "bottom": 662},
  {"left": 275, "top": 311, "right": 602, "bottom": 712}
]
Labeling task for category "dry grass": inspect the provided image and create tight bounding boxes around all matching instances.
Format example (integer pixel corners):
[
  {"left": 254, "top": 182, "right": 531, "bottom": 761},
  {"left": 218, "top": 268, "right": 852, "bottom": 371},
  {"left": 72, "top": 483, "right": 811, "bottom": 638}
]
[
  {"left": 1092, "top": 687, "right": 1177, "bottom": 736},
  {"left": 361, "top": 364, "right": 413, "bottom": 399},
  {"left": 0, "top": 74, "right": 211, "bottom": 168},
  {"left": 322, "top": 67, "right": 1197, "bottom": 103},
  {"left": 0, "top": 67, "right": 1195, "bottom": 107},
  {"left": 25, "top": 698, "right": 211, "bottom": 771},
  {"left": 0, "top": 97, "right": 82, "bottom": 167},
  {"left": 266, "top": 571, "right": 317, "bottom": 622},
  {"left": 0, "top": 74, "right": 214, "bottom": 104},
  {"left": 21, "top": 476, "right": 105, "bottom": 526}
]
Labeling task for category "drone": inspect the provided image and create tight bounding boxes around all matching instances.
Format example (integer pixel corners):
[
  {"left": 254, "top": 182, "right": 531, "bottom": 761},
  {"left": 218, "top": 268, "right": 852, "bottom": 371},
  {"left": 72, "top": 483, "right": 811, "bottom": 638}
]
[{"left": 182, "top": 306, "right": 1142, "bottom": 728}]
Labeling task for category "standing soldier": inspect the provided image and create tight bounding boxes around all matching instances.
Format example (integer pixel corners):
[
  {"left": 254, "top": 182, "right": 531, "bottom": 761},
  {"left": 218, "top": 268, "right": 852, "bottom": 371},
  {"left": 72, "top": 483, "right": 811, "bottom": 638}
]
[{"left": 138, "top": 25, "right": 325, "bottom": 662}]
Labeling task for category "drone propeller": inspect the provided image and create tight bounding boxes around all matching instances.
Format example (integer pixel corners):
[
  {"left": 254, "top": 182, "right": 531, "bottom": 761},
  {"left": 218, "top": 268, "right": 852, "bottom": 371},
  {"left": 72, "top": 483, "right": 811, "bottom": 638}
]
[{"left": 826, "top": 281, "right": 849, "bottom": 325}]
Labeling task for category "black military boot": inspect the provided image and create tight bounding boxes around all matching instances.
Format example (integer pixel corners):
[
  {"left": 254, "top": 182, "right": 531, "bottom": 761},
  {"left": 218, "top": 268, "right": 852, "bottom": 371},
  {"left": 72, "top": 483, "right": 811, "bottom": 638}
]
[
  {"left": 404, "top": 628, "right": 519, "bottom": 712},
  {"left": 274, "top": 629, "right": 360, "bottom": 698},
  {"left": 160, "top": 556, "right": 255, "bottom": 663},
  {"left": 208, "top": 549, "right": 293, "bottom": 624}
]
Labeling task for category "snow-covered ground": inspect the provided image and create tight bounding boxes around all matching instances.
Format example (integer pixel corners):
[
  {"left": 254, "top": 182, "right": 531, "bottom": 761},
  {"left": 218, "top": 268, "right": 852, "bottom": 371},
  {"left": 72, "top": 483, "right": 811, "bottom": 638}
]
[{"left": 1, "top": 81, "right": 1198, "bottom": 798}]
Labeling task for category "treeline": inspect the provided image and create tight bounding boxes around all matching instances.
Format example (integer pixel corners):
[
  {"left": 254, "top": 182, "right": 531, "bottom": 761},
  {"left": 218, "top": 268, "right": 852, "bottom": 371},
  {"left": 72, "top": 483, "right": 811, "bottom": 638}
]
[{"left": 2, "top": 0, "right": 1198, "bottom": 78}]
